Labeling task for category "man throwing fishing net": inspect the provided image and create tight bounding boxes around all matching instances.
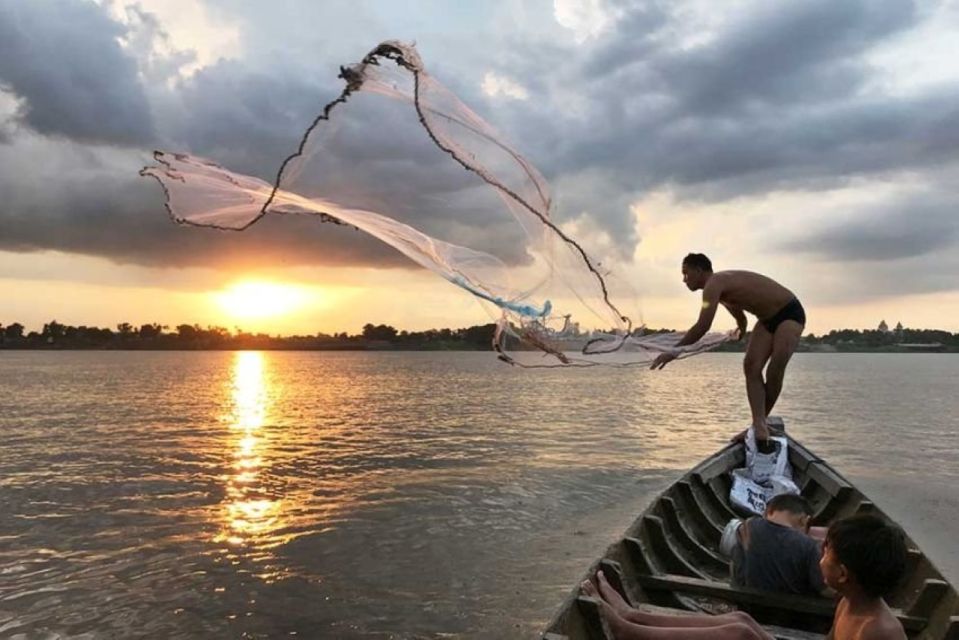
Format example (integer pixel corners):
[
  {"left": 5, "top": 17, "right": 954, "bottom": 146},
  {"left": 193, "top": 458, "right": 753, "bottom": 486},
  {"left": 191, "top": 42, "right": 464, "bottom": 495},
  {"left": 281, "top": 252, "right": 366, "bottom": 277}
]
[{"left": 651, "top": 253, "right": 806, "bottom": 446}]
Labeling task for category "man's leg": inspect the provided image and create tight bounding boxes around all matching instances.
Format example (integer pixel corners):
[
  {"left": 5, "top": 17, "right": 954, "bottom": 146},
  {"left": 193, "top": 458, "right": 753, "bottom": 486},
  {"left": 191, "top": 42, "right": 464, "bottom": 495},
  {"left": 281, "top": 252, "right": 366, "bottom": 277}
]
[
  {"left": 743, "top": 323, "right": 774, "bottom": 440},
  {"left": 764, "top": 320, "right": 803, "bottom": 416},
  {"left": 582, "top": 580, "right": 770, "bottom": 640},
  {"left": 594, "top": 571, "right": 770, "bottom": 636}
]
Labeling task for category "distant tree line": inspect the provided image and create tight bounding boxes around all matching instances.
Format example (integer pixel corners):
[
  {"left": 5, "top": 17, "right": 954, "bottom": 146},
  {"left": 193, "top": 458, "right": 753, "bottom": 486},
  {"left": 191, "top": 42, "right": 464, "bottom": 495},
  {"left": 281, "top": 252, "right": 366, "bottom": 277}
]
[
  {"left": 0, "top": 320, "right": 500, "bottom": 350},
  {"left": 1, "top": 319, "right": 956, "bottom": 351}
]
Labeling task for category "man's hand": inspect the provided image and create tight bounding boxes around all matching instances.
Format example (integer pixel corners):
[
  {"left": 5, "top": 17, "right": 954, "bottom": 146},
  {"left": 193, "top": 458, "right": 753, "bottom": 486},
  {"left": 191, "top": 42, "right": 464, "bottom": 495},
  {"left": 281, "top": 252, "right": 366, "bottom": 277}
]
[{"left": 650, "top": 352, "right": 677, "bottom": 370}]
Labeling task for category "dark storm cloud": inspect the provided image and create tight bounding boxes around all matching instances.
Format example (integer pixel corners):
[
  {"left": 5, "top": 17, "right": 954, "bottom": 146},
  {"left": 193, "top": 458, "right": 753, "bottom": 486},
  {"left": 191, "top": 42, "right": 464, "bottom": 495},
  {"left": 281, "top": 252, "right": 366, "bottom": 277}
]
[
  {"left": 1, "top": 0, "right": 958, "bottom": 291},
  {"left": 0, "top": 134, "right": 418, "bottom": 269},
  {"left": 781, "top": 193, "right": 959, "bottom": 262},
  {"left": 655, "top": 0, "right": 915, "bottom": 114},
  {"left": 0, "top": 0, "right": 154, "bottom": 144},
  {"left": 551, "top": 0, "right": 939, "bottom": 192}
]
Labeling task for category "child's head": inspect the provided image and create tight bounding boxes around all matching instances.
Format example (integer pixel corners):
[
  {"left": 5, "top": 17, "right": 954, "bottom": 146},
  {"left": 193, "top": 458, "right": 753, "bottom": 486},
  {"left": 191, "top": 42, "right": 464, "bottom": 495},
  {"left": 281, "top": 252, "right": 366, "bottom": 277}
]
[
  {"left": 820, "top": 514, "right": 908, "bottom": 598},
  {"left": 764, "top": 493, "right": 813, "bottom": 531}
]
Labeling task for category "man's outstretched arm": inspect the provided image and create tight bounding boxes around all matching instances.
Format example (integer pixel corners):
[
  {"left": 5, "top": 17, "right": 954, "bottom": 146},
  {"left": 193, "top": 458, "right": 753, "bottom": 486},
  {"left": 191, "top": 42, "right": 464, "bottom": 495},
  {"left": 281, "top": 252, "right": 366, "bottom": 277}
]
[
  {"left": 650, "top": 281, "right": 722, "bottom": 369},
  {"left": 675, "top": 282, "right": 721, "bottom": 346}
]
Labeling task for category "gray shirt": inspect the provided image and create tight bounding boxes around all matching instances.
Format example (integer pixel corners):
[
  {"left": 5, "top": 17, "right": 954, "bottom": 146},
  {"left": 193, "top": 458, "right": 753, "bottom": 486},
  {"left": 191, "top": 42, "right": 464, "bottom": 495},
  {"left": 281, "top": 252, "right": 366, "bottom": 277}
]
[{"left": 731, "top": 518, "right": 826, "bottom": 595}]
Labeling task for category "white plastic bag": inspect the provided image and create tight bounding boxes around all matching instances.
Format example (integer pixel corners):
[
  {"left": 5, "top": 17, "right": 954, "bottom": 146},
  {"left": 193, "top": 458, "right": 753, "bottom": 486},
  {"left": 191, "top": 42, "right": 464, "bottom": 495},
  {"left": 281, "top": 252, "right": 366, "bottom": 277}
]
[
  {"left": 730, "top": 468, "right": 770, "bottom": 515},
  {"left": 729, "top": 427, "right": 799, "bottom": 515},
  {"left": 745, "top": 428, "right": 790, "bottom": 484}
]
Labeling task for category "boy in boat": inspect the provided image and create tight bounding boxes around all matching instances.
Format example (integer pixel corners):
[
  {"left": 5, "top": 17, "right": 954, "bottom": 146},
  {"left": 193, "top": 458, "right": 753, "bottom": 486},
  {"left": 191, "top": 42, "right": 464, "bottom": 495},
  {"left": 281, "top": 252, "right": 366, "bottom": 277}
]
[
  {"left": 650, "top": 254, "right": 805, "bottom": 446},
  {"left": 731, "top": 494, "right": 829, "bottom": 596},
  {"left": 581, "top": 513, "right": 908, "bottom": 640},
  {"left": 821, "top": 514, "right": 908, "bottom": 640}
]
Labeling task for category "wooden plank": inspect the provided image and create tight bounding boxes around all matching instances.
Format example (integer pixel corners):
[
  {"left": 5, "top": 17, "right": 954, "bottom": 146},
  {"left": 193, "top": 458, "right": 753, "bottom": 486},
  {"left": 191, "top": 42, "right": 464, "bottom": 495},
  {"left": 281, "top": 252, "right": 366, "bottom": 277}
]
[
  {"left": 855, "top": 500, "right": 875, "bottom": 514},
  {"left": 642, "top": 515, "right": 707, "bottom": 579},
  {"left": 670, "top": 482, "right": 724, "bottom": 545},
  {"left": 705, "top": 475, "right": 741, "bottom": 520},
  {"left": 692, "top": 474, "right": 740, "bottom": 524},
  {"left": 812, "top": 492, "right": 848, "bottom": 525},
  {"left": 786, "top": 439, "right": 818, "bottom": 472},
  {"left": 907, "top": 579, "right": 950, "bottom": 619},
  {"left": 575, "top": 596, "right": 611, "bottom": 640},
  {"left": 764, "top": 624, "right": 827, "bottom": 640},
  {"left": 905, "top": 549, "right": 924, "bottom": 578},
  {"left": 675, "top": 480, "right": 725, "bottom": 540},
  {"left": 695, "top": 446, "right": 744, "bottom": 481},
  {"left": 658, "top": 495, "right": 730, "bottom": 576},
  {"left": 764, "top": 624, "right": 828, "bottom": 640},
  {"left": 638, "top": 573, "right": 835, "bottom": 617},
  {"left": 636, "top": 574, "right": 928, "bottom": 632},
  {"left": 944, "top": 616, "right": 959, "bottom": 640},
  {"left": 805, "top": 462, "right": 852, "bottom": 499},
  {"left": 598, "top": 559, "right": 634, "bottom": 606},
  {"left": 624, "top": 536, "right": 657, "bottom": 576}
]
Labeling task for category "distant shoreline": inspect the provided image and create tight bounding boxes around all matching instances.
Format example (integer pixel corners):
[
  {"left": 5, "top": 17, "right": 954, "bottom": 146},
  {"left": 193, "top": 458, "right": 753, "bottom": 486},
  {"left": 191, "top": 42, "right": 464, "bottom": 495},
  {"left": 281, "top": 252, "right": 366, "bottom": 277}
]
[
  {"left": 2, "top": 320, "right": 956, "bottom": 353},
  {"left": 2, "top": 345, "right": 956, "bottom": 353}
]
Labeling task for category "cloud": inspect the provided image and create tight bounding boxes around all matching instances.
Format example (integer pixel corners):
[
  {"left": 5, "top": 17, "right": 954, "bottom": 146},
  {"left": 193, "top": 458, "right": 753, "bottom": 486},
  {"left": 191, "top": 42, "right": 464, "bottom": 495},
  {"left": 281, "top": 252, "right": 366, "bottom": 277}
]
[
  {"left": 1, "top": 0, "right": 959, "bottom": 309},
  {"left": 481, "top": 72, "right": 529, "bottom": 101},
  {"left": 553, "top": 0, "right": 622, "bottom": 43},
  {"left": 0, "top": 0, "right": 154, "bottom": 144},
  {"left": 781, "top": 190, "right": 959, "bottom": 262}
]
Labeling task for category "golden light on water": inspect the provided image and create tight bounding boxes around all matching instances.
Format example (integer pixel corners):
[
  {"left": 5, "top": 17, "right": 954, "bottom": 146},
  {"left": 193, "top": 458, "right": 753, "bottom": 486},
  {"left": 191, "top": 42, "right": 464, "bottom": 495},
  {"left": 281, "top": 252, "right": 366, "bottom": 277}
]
[
  {"left": 215, "top": 281, "right": 309, "bottom": 321},
  {"left": 217, "top": 351, "right": 286, "bottom": 559}
]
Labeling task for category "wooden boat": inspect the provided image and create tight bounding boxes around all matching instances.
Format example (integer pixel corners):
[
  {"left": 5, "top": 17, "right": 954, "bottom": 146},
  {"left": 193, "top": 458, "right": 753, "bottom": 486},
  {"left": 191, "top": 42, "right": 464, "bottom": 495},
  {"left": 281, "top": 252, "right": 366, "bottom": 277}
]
[{"left": 542, "top": 418, "right": 959, "bottom": 640}]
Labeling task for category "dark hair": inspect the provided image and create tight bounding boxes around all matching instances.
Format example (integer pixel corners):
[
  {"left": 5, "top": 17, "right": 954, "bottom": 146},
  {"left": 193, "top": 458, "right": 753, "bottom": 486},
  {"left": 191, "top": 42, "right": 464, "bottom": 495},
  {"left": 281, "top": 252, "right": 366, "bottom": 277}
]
[
  {"left": 765, "top": 493, "right": 812, "bottom": 516},
  {"left": 682, "top": 253, "right": 712, "bottom": 272},
  {"left": 826, "top": 515, "right": 908, "bottom": 598}
]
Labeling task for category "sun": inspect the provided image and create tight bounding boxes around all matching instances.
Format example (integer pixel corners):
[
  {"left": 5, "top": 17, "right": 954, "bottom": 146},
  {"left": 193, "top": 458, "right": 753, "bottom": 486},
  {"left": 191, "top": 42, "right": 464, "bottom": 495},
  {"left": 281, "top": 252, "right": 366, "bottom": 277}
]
[{"left": 215, "top": 281, "right": 309, "bottom": 320}]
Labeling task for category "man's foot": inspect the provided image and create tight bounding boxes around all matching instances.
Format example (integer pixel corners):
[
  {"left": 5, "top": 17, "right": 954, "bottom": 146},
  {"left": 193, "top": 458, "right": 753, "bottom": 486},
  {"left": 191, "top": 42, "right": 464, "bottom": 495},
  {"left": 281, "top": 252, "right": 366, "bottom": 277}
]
[
  {"left": 580, "top": 579, "right": 629, "bottom": 637},
  {"left": 753, "top": 421, "right": 770, "bottom": 442},
  {"left": 753, "top": 423, "right": 780, "bottom": 454},
  {"left": 596, "top": 570, "right": 633, "bottom": 618}
]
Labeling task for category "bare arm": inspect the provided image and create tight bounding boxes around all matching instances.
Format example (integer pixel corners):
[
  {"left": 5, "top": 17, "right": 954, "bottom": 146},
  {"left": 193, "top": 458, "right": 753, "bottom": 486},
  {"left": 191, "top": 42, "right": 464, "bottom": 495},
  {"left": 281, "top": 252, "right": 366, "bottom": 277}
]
[
  {"left": 676, "top": 280, "right": 722, "bottom": 346},
  {"left": 724, "top": 303, "right": 748, "bottom": 339}
]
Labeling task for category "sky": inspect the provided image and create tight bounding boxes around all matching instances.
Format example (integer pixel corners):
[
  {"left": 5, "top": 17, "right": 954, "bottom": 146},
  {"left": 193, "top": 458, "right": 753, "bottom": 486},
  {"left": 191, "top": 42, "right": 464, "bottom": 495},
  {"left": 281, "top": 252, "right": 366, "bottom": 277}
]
[{"left": 1, "top": 0, "right": 958, "bottom": 336}]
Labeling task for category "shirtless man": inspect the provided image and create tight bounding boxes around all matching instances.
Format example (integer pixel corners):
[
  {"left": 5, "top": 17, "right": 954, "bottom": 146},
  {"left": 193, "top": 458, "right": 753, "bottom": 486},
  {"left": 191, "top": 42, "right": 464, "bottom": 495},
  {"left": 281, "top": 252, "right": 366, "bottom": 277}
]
[{"left": 650, "top": 253, "right": 805, "bottom": 443}]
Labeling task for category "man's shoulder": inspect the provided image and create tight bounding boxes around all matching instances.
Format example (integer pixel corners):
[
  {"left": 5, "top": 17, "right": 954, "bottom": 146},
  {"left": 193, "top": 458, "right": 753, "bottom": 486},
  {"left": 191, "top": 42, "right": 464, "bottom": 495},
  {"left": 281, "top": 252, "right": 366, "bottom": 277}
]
[
  {"left": 858, "top": 614, "right": 906, "bottom": 640},
  {"left": 709, "top": 270, "right": 757, "bottom": 289}
]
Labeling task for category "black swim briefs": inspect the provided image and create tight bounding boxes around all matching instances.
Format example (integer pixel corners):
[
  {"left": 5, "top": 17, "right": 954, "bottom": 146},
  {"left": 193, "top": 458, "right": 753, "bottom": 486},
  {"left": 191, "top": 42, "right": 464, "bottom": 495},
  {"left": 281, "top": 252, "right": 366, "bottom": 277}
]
[{"left": 761, "top": 298, "right": 806, "bottom": 333}]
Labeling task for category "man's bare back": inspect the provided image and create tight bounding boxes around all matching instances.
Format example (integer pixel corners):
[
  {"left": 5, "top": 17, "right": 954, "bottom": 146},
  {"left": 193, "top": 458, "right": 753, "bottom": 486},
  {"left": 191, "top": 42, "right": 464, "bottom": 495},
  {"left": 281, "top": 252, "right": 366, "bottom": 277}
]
[{"left": 706, "top": 270, "right": 796, "bottom": 321}]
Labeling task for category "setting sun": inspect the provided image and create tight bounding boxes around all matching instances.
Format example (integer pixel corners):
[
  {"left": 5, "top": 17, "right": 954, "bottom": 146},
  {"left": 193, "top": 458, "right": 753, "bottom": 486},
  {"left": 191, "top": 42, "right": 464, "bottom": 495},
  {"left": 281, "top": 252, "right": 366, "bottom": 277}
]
[{"left": 215, "top": 281, "right": 310, "bottom": 320}]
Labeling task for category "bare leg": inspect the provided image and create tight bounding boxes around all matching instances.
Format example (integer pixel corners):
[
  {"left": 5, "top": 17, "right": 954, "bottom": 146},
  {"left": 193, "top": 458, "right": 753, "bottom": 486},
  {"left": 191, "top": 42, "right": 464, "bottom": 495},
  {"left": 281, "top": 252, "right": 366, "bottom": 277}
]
[
  {"left": 581, "top": 580, "right": 768, "bottom": 640},
  {"left": 595, "top": 571, "right": 769, "bottom": 635},
  {"left": 743, "top": 323, "right": 774, "bottom": 441},
  {"left": 763, "top": 320, "right": 803, "bottom": 416}
]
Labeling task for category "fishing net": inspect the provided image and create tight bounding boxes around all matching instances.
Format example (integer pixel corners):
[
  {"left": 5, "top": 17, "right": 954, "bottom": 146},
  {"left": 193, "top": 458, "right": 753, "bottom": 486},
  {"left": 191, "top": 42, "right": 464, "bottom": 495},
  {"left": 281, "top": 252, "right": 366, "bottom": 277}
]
[{"left": 141, "top": 41, "right": 733, "bottom": 367}]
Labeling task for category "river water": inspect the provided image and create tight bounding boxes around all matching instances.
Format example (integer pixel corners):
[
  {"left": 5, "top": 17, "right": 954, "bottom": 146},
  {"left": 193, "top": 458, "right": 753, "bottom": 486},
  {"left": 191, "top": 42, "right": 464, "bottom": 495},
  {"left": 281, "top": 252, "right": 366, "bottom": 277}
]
[{"left": 1, "top": 351, "right": 957, "bottom": 639}]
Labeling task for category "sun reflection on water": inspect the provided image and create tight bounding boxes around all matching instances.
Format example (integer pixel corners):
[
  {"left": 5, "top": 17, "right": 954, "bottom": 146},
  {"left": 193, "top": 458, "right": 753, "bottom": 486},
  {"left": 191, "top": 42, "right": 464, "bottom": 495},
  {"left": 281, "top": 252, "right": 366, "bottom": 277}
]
[{"left": 216, "top": 352, "right": 287, "bottom": 578}]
